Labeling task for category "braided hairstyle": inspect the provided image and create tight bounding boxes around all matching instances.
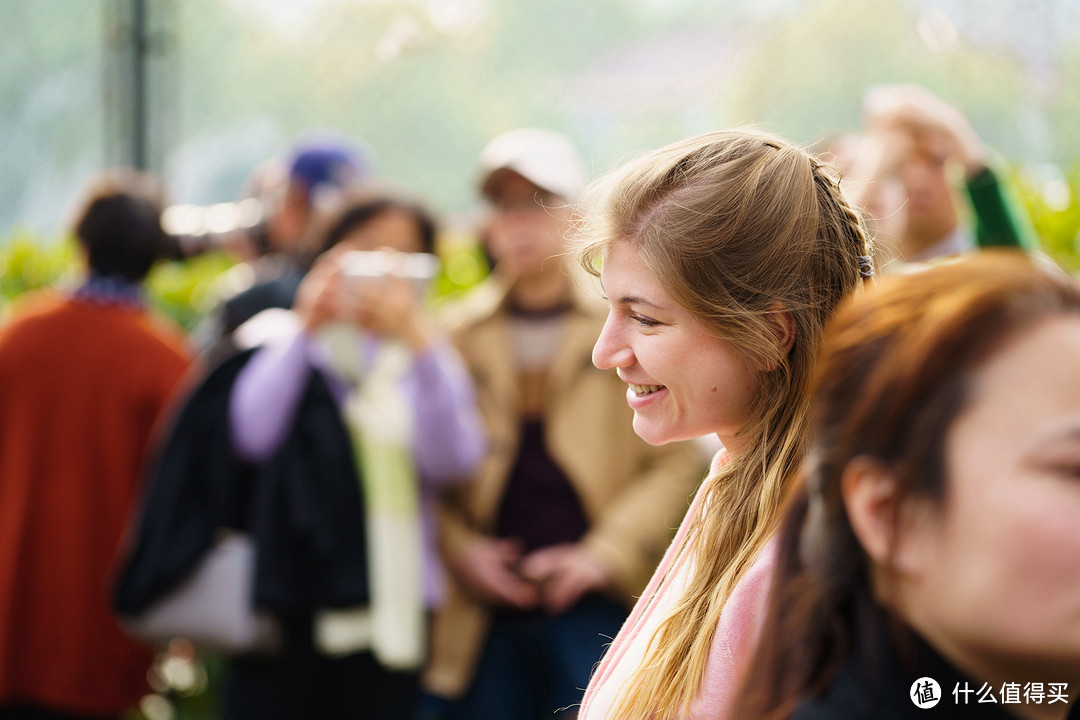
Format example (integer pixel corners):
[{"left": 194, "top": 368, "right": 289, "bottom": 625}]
[{"left": 577, "top": 128, "right": 871, "bottom": 719}]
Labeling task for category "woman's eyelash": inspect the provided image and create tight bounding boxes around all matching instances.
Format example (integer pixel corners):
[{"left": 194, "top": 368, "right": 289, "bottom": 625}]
[
  {"left": 632, "top": 314, "right": 661, "bottom": 327},
  {"left": 1050, "top": 463, "right": 1080, "bottom": 479}
]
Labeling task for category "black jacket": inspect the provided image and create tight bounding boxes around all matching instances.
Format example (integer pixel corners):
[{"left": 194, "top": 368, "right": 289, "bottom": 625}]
[
  {"left": 114, "top": 348, "right": 369, "bottom": 617},
  {"left": 793, "top": 628, "right": 1078, "bottom": 719}
]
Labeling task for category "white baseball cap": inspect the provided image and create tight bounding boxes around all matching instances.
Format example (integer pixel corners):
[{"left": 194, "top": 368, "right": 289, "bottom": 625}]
[{"left": 478, "top": 128, "right": 588, "bottom": 203}]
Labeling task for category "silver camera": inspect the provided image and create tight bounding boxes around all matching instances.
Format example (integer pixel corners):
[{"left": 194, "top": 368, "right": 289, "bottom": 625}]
[{"left": 339, "top": 250, "right": 440, "bottom": 297}]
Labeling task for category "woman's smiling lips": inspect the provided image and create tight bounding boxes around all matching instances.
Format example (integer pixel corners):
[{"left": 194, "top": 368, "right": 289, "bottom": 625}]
[
  {"left": 622, "top": 380, "right": 669, "bottom": 408},
  {"left": 628, "top": 383, "right": 663, "bottom": 396}
]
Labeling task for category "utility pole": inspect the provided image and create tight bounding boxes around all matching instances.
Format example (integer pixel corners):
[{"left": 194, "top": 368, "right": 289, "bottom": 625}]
[
  {"left": 105, "top": 0, "right": 171, "bottom": 171},
  {"left": 132, "top": 0, "right": 148, "bottom": 170}
]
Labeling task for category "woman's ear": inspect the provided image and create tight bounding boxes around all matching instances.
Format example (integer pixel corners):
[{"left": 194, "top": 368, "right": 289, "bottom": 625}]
[
  {"left": 761, "top": 304, "right": 796, "bottom": 371},
  {"left": 841, "top": 456, "right": 901, "bottom": 566},
  {"left": 769, "top": 303, "right": 796, "bottom": 355}
]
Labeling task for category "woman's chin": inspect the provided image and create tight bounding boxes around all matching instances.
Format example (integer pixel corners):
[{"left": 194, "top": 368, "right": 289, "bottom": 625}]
[{"left": 631, "top": 416, "right": 681, "bottom": 447}]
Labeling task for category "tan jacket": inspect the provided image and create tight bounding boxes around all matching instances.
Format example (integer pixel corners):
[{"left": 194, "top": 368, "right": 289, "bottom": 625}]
[{"left": 424, "top": 273, "right": 706, "bottom": 698}]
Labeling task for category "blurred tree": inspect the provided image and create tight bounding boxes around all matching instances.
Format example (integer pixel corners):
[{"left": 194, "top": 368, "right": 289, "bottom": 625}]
[
  {"left": 0, "top": 1, "right": 104, "bottom": 235},
  {"left": 724, "top": 0, "right": 1026, "bottom": 152},
  {"left": 3, "top": 0, "right": 1080, "bottom": 233}
]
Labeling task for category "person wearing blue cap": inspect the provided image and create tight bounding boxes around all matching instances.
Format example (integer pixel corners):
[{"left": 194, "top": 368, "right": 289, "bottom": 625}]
[{"left": 197, "top": 135, "right": 371, "bottom": 358}]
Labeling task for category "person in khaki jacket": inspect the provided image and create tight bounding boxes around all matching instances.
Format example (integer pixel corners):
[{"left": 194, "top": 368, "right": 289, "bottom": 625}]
[{"left": 421, "top": 129, "right": 704, "bottom": 720}]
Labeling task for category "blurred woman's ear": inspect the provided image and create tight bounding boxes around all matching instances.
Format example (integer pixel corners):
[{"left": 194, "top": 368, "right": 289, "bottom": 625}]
[
  {"left": 842, "top": 456, "right": 937, "bottom": 592},
  {"left": 840, "top": 456, "right": 901, "bottom": 567}
]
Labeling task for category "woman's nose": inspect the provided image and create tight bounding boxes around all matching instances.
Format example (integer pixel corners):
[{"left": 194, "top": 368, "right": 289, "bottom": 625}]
[{"left": 592, "top": 314, "right": 633, "bottom": 370}]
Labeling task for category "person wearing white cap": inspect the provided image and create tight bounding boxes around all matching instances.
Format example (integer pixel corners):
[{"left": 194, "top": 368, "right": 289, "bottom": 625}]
[{"left": 419, "top": 130, "right": 703, "bottom": 719}]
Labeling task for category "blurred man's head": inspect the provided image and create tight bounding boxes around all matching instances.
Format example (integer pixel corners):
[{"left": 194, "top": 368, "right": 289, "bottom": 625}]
[
  {"left": 897, "top": 131, "right": 960, "bottom": 256},
  {"left": 859, "top": 84, "right": 983, "bottom": 262},
  {"left": 478, "top": 128, "right": 586, "bottom": 280},
  {"left": 268, "top": 136, "right": 371, "bottom": 255},
  {"left": 815, "top": 131, "right": 908, "bottom": 267},
  {"left": 71, "top": 169, "right": 168, "bottom": 283}
]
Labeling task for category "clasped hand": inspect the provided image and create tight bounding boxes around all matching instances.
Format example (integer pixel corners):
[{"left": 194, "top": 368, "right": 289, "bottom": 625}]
[{"left": 452, "top": 537, "right": 613, "bottom": 615}]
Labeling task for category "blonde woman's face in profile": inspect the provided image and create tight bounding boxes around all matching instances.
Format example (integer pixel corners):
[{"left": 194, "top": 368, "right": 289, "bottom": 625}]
[
  {"left": 591, "top": 241, "right": 759, "bottom": 452},
  {"left": 896, "top": 315, "right": 1080, "bottom": 684}
]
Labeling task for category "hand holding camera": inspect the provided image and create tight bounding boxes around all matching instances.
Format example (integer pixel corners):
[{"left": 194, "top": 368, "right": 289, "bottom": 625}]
[
  {"left": 293, "top": 251, "right": 345, "bottom": 333},
  {"left": 294, "top": 249, "right": 439, "bottom": 351}
]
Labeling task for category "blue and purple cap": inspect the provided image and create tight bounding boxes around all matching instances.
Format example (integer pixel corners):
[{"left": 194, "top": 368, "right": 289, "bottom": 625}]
[{"left": 286, "top": 136, "right": 372, "bottom": 202}]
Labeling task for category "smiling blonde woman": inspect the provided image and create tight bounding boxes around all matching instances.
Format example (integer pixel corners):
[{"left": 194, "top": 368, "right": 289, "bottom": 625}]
[{"left": 576, "top": 128, "right": 872, "bottom": 720}]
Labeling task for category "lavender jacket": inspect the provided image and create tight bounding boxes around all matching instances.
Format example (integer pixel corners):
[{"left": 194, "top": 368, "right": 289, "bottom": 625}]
[{"left": 229, "top": 327, "right": 485, "bottom": 608}]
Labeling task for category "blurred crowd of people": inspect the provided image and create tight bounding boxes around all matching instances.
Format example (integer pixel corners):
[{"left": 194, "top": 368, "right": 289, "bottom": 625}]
[{"left": 0, "top": 82, "right": 1075, "bottom": 720}]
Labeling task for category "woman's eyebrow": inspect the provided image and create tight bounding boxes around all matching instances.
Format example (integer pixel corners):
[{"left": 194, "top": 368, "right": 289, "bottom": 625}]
[
  {"left": 1023, "top": 421, "right": 1080, "bottom": 455},
  {"left": 619, "top": 295, "right": 663, "bottom": 308}
]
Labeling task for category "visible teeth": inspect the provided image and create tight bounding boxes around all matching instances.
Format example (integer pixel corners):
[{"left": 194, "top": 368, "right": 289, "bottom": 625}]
[{"left": 629, "top": 383, "right": 663, "bottom": 396}]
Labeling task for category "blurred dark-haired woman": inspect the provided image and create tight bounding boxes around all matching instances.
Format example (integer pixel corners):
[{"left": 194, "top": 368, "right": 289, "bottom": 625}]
[
  {"left": 735, "top": 252, "right": 1080, "bottom": 720},
  {"left": 223, "top": 190, "right": 485, "bottom": 720}
]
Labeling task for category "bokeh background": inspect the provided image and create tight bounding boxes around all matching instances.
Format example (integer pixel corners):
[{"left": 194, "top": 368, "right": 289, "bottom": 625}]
[
  {"left": 3, "top": 2, "right": 1080, "bottom": 718},
  {"left": 4, "top": 0, "right": 1080, "bottom": 238}
]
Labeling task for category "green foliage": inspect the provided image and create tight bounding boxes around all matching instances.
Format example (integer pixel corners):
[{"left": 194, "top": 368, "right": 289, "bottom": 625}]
[
  {"left": 6, "top": 0, "right": 1080, "bottom": 232},
  {"left": 7, "top": 165, "right": 1080, "bottom": 329},
  {"left": 432, "top": 232, "right": 491, "bottom": 302},
  {"left": 1016, "top": 167, "right": 1080, "bottom": 272},
  {"left": 0, "top": 231, "right": 80, "bottom": 301},
  {"left": 145, "top": 252, "right": 239, "bottom": 331},
  {"left": 0, "top": 232, "right": 237, "bottom": 330},
  {"left": 1, "top": 231, "right": 491, "bottom": 330}
]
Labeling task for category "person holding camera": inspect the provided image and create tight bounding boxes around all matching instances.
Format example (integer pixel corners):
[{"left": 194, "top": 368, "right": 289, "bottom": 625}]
[{"left": 219, "top": 190, "right": 486, "bottom": 720}]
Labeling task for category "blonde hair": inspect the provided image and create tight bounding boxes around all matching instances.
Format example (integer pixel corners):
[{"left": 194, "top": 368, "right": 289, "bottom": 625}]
[{"left": 577, "top": 128, "right": 870, "bottom": 719}]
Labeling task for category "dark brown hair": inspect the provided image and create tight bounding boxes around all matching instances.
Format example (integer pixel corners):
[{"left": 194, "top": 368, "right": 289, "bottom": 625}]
[
  {"left": 71, "top": 169, "right": 168, "bottom": 282},
  {"left": 316, "top": 190, "right": 437, "bottom": 257},
  {"left": 735, "top": 251, "right": 1080, "bottom": 719}
]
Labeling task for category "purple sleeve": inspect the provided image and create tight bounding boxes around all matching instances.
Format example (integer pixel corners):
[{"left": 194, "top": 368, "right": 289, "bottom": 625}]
[
  {"left": 229, "top": 330, "right": 314, "bottom": 462},
  {"left": 401, "top": 341, "right": 485, "bottom": 486}
]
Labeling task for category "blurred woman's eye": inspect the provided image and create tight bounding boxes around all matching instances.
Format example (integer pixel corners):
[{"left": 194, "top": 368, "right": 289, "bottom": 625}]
[
  {"left": 1034, "top": 451, "right": 1080, "bottom": 479},
  {"left": 1051, "top": 464, "right": 1080, "bottom": 479}
]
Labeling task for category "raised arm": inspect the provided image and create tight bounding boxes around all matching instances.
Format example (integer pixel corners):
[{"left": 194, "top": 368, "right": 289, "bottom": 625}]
[{"left": 229, "top": 328, "right": 313, "bottom": 462}]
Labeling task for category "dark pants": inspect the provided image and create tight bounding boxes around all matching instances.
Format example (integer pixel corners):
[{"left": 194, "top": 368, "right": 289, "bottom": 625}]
[
  {"left": 0, "top": 709, "right": 117, "bottom": 720},
  {"left": 224, "top": 614, "right": 420, "bottom": 720},
  {"left": 439, "top": 595, "right": 627, "bottom": 720}
]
